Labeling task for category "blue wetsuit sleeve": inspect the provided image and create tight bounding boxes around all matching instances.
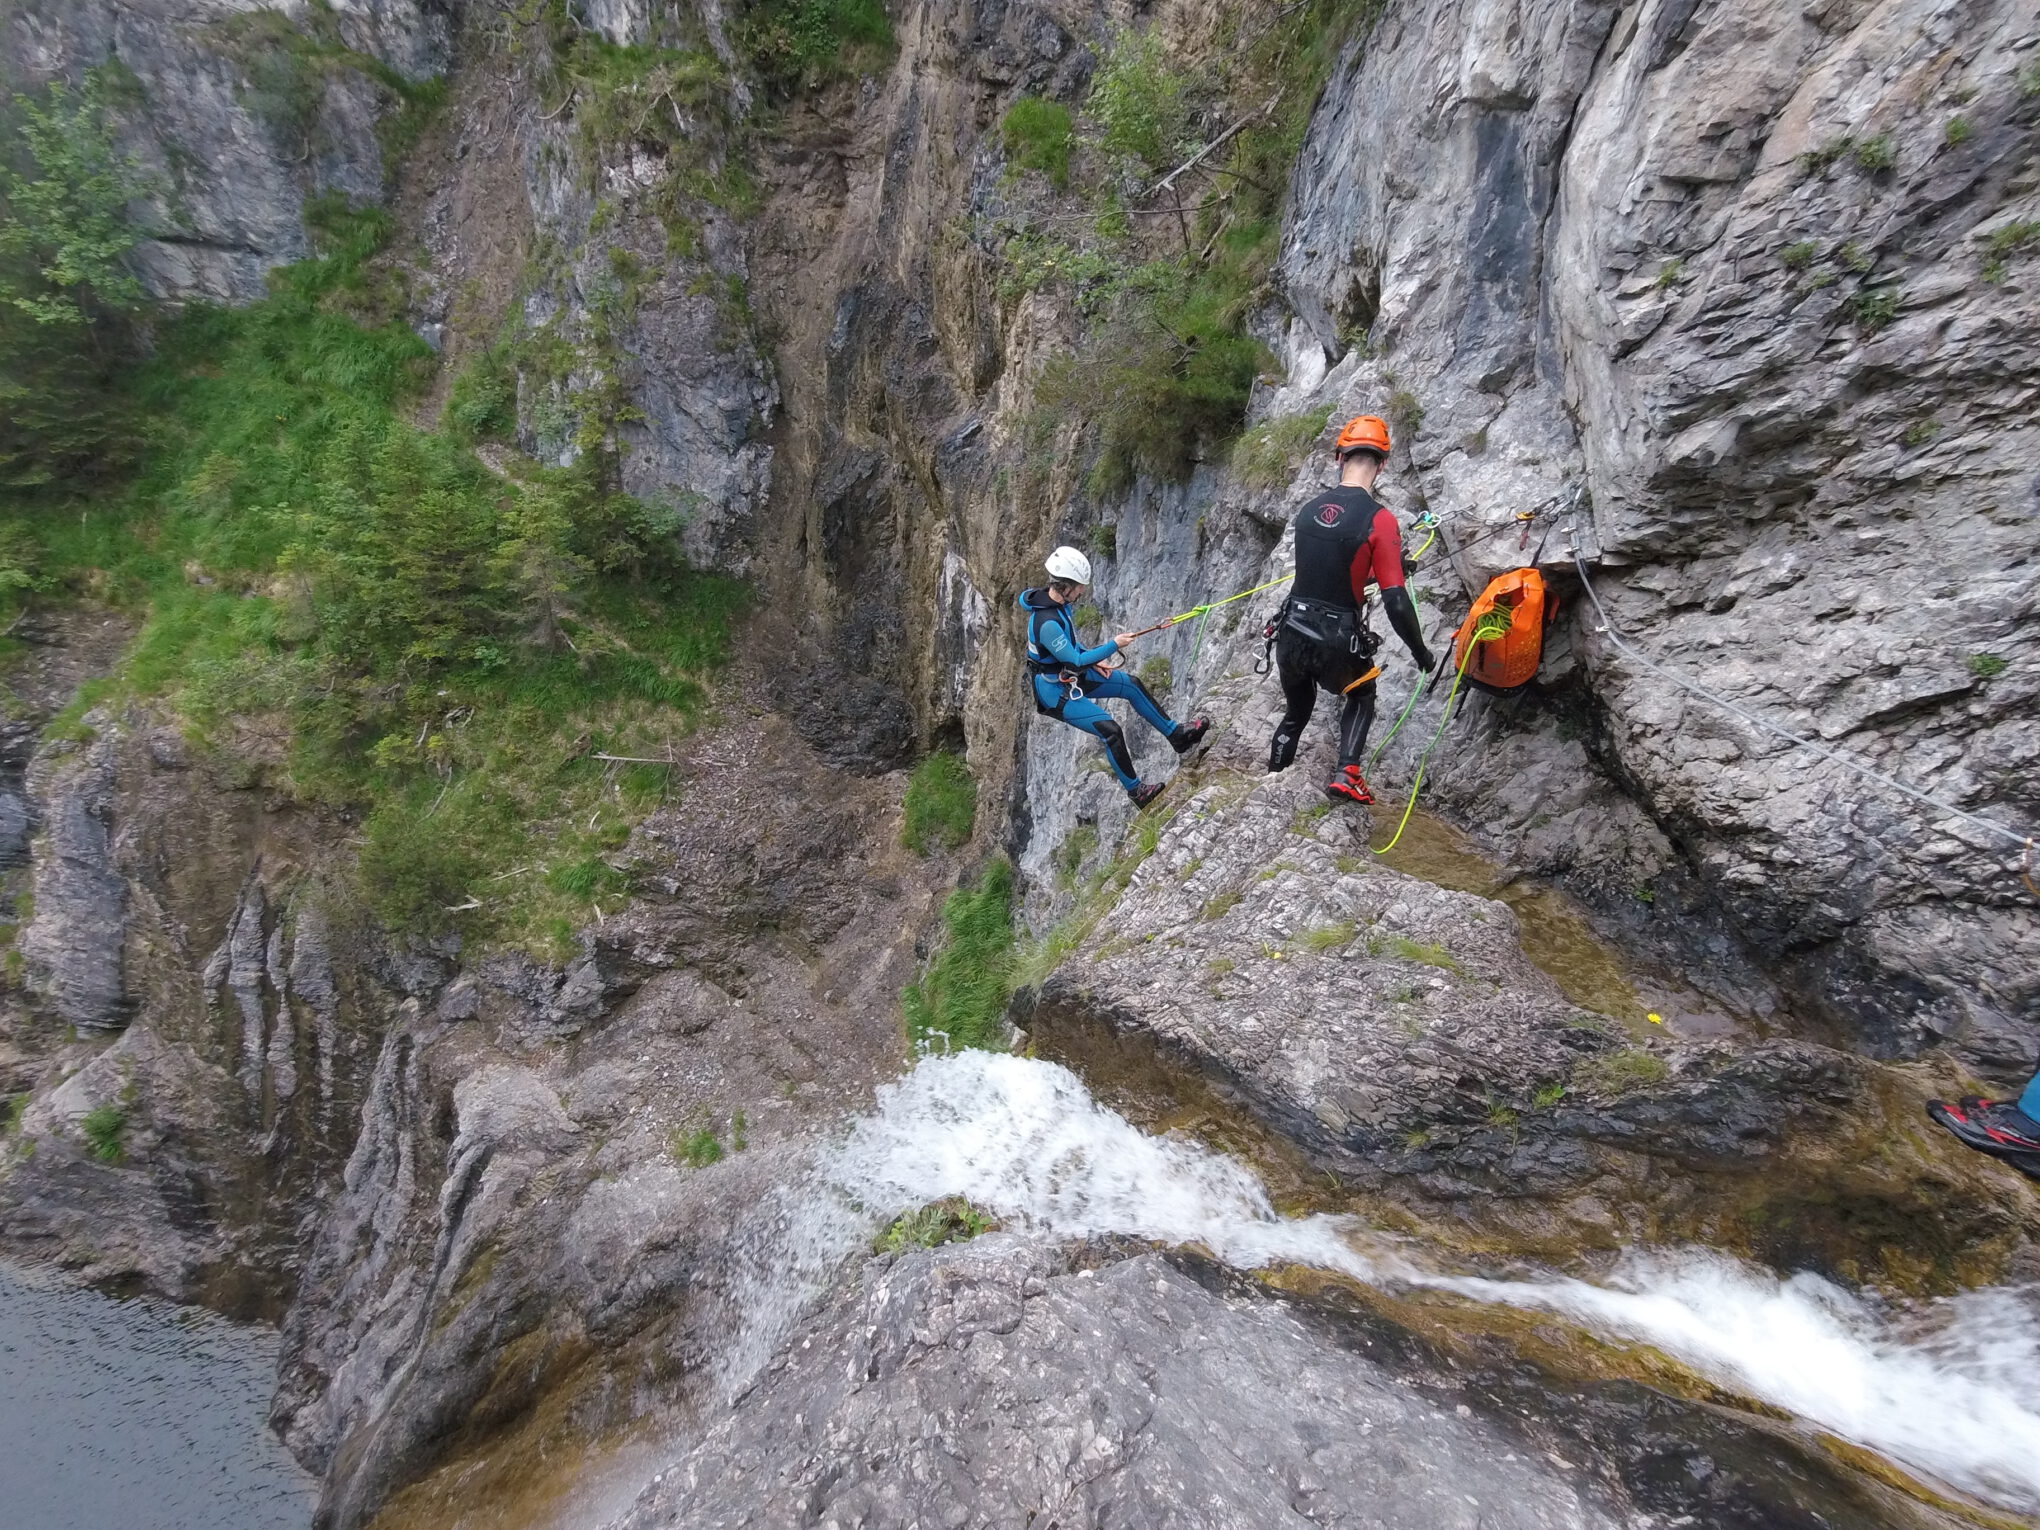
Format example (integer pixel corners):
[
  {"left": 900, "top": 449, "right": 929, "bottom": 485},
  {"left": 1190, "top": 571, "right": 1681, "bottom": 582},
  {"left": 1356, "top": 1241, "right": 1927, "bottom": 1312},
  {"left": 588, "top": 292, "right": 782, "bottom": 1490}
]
[{"left": 1035, "top": 616, "right": 1119, "bottom": 669}]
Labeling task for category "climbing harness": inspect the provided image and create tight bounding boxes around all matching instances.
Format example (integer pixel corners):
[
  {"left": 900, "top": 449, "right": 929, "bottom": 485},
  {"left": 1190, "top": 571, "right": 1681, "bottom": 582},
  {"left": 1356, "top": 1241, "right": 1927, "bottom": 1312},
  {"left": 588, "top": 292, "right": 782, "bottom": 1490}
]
[
  {"left": 1571, "top": 549, "right": 2039, "bottom": 890},
  {"left": 1370, "top": 607, "right": 1514, "bottom": 856},
  {"left": 1258, "top": 594, "right": 1382, "bottom": 682}
]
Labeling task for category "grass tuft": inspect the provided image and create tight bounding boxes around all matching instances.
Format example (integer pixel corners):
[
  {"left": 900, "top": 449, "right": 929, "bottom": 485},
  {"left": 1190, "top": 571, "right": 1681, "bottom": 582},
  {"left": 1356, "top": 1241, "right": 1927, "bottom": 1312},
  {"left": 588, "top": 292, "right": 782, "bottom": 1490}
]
[
  {"left": 671, "top": 1127, "right": 723, "bottom": 1167},
  {"left": 1981, "top": 220, "right": 2039, "bottom": 284},
  {"left": 80, "top": 1102, "right": 125, "bottom": 1163},
  {"left": 875, "top": 1197, "right": 995, "bottom": 1253},
  {"left": 1231, "top": 407, "right": 1333, "bottom": 489},
  {"left": 1572, "top": 1048, "right": 1670, "bottom": 1096},
  {"left": 1001, "top": 98, "right": 1074, "bottom": 188},
  {"left": 1369, "top": 933, "right": 1460, "bottom": 972},
  {"left": 1846, "top": 286, "right": 1901, "bottom": 333},
  {"left": 1298, "top": 921, "right": 1355, "bottom": 953},
  {"left": 902, "top": 859, "right": 1016, "bottom": 1055},
  {"left": 902, "top": 752, "right": 977, "bottom": 855}
]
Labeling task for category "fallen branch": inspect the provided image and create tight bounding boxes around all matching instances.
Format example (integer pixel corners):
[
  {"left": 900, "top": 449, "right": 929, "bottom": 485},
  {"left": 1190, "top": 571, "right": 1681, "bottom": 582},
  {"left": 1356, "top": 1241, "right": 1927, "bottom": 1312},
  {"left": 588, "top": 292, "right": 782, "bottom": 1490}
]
[
  {"left": 591, "top": 751, "right": 679, "bottom": 766},
  {"left": 443, "top": 898, "right": 483, "bottom": 913},
  {"left": 1147, "top": 94, "right": 1281, "bottom": 198}
]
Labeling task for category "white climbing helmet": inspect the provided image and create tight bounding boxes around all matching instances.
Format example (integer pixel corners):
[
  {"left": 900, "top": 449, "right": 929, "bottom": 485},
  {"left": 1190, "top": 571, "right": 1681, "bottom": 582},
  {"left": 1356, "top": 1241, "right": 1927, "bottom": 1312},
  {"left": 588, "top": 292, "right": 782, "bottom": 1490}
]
[{"left": 1045, "top": 545, "right": 1093, "bottom": 584}]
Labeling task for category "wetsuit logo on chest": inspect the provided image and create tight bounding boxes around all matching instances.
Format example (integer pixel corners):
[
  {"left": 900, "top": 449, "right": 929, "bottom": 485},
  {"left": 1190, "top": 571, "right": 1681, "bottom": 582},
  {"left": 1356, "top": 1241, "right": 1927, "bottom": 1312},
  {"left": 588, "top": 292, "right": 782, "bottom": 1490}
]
[{"left": 1314, "top": 503, "right": 1344, "bottom": 527}]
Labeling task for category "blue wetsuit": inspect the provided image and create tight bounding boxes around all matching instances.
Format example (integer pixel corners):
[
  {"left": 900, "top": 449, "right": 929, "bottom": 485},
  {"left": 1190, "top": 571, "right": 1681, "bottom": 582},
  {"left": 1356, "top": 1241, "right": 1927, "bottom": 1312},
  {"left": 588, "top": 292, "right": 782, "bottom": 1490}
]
[{"left": 1020, "top": 588, "right": 1181, "bottom": 791}]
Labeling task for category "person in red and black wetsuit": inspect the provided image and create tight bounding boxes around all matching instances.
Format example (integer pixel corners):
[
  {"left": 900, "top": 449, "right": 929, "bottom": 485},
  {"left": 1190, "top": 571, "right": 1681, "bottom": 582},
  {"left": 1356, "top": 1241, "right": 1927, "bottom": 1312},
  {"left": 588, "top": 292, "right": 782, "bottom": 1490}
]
[{"left": 1268, "top": 413, "right": 1437, "bottom": 804}]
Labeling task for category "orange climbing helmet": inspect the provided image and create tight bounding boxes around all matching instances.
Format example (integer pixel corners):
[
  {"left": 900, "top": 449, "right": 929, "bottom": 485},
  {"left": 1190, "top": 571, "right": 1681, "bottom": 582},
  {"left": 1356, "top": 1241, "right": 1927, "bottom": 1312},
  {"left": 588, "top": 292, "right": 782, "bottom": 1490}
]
[{"left": 1334, "top": 414, "right": 1392, "bottom": 460}]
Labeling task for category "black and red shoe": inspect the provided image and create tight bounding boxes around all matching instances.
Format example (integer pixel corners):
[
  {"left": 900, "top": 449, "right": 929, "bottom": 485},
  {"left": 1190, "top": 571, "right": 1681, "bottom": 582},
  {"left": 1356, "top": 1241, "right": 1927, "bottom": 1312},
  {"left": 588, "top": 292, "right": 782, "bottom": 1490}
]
[
  {"left": 1130, "top": 781, "right": 1167, "bottom": 809},
  {"left": 1170, "top": 718, "right": 1211, "bottom": 756},
  {"left": 1926, "top": 1098, "right": 2040, "bottom": 1180},
  {"left": 1324, "top": 765, "right": 1373, "bottom": 805}
]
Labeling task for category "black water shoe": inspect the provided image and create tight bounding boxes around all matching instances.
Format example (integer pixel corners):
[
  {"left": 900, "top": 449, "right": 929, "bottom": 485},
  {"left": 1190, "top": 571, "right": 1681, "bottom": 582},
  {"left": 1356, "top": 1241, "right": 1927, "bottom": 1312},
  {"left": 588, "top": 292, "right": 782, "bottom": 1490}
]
[
  {"left": 1927, "top": 1098, "right": 2040, "bottom": 1181},
  {"left": 1171, "top": 718, "right": 1212, "bottom": 755},
  {"left": 1130, "top": 781, "right": 1167, "bottom": 809}
]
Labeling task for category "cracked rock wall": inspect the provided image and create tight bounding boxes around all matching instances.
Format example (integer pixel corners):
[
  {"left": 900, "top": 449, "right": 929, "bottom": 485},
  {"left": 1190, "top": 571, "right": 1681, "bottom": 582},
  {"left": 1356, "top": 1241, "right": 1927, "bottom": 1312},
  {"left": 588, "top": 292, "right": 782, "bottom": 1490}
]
[{"left": 1169, "top": 0, "right": 2040, "bottom": 1076}]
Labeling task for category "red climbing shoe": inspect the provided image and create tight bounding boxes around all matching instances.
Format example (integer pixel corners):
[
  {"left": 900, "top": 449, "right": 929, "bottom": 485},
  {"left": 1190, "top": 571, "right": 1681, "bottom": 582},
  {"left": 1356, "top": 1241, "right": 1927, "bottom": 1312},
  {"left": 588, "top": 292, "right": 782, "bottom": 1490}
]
[
  {"left": 1170, "top": 718, "right": 1211, "bottom": 756},
  {"left": 1130, "top": 781, "right": 1167, "bottom": 809},
  {"left": 1927, "top": 1098, "right": 2040, "bottom": 1180},
  {"left": 1324, "top": 765, "right": 1374, "bottom": 805}
]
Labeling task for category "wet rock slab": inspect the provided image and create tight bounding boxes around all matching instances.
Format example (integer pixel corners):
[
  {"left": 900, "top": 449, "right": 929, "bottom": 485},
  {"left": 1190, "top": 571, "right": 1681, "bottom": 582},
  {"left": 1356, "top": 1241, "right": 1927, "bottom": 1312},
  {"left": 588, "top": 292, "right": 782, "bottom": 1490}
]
[{"left": 609, "top": 1234, "right": 1626, "bottom": 1530}]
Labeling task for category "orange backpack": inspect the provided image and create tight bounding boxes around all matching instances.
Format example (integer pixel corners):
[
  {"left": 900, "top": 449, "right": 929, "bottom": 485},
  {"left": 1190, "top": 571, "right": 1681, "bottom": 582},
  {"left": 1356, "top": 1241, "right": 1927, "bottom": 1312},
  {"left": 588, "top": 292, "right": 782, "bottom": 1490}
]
[{"left": 1451, "top": 568, "right": 1553, "bottom": 691}]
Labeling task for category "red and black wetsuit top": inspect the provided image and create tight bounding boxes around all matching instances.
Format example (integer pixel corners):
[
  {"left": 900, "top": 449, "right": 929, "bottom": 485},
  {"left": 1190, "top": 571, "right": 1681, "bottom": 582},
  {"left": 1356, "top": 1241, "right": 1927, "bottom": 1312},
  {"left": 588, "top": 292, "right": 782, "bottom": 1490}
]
[{"left": 1291, "top": 486, "right": 1406, "bottom": 610}]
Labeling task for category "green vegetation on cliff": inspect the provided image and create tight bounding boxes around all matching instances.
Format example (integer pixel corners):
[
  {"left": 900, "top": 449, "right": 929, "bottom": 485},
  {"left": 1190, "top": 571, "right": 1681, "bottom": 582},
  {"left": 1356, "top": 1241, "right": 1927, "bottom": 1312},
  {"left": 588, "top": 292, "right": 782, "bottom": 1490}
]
[
  {"left": 738, "top": 0, "right": 895, "bottom": 92},
  {"left": 903, "top": 859, "right": 1016, "bottom": 1055},
  {"left": 902, "top": 751, "right": 977, "bottom": 854},
  {"left": 0, "top": 78, "right": 741, "bottom": 954},
  {"left": 995, "top": 1, "right": 1386, "bottom": 498},
  {"left": 1001, "top": 99, "right": 1075, "bottom": 189},
  {"left": 0, "top": 67, "right": 150, "bottom": 499}
]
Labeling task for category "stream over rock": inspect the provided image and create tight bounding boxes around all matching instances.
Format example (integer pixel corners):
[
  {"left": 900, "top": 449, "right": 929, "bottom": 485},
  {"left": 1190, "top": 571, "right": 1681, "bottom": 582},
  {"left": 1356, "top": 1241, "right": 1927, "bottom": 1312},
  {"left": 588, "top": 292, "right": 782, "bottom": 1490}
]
[{"left": 698, "top": 1051, "right": 2040, "bottom": 1525}]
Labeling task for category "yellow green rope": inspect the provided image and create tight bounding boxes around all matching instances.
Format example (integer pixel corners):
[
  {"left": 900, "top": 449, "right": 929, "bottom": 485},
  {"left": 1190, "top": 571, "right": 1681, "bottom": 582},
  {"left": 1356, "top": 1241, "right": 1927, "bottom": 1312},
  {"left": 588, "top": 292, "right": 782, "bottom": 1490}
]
[
  {"left": 1162, "top": 572, "right": 1294, "bottom": 630},
  {"left": 1372, "top": 607, "right": 1513, "bottom": 856}
]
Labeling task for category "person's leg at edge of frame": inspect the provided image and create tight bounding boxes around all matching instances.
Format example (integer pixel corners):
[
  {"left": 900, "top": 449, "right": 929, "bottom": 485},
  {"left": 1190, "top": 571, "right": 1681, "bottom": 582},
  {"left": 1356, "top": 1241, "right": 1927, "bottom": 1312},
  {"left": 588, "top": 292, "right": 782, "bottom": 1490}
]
[
  {"left": 1336, "top": 679, "right": 1377, "bottom": 768},
  {"left": 1269, "top": 638, "right": 1317, "bottom": 772},
  {"left": 1322, "top": 666, "right": 1375, "bottom": 805},
  {"left": 2020, "top": 1070, "right": 2040, "bottom": 1124}
]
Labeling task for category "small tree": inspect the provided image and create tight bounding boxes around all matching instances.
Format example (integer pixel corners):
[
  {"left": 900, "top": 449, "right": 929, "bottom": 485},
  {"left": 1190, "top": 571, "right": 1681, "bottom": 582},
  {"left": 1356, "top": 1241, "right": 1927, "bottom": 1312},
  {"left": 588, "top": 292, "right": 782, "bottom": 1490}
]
[
  {"left": 0, "top": 69, "right": 152, "bottom": 498},
  {"left": 0, "top": 72, "right": 150, "bottom": 325},
  {"left": 1090, "top": 28, "right": 1190, "bottom": 173}
]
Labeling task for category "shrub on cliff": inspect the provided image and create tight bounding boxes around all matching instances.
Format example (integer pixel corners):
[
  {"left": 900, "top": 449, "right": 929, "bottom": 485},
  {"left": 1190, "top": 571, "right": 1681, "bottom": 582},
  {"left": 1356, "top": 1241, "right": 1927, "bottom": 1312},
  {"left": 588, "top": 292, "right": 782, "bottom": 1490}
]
[
  {"left": 0, "top": 69, "right": 150, "bottom": 500},
  {"left": 902, "top": 751, "right": 977, "bottom": 854},
  {"left": 739, "top": 0, "right": 895, "bottom": 92},
  {"left": 902, "top": 859, "right": 1016, "bottom": 1055},
  {"left": 1091, "top": 27, "right": 1191, "bottom": 173}
]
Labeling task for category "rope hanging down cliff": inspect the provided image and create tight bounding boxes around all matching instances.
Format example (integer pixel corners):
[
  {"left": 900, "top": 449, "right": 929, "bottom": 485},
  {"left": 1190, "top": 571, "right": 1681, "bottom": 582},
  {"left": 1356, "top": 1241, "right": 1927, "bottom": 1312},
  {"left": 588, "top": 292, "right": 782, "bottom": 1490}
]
[
  {"left": 1369, "top": 607, "right": 1513, "bottom": 855},
  {"left": 1570, "top": 549, "right": 2037, "bottom": 888}
]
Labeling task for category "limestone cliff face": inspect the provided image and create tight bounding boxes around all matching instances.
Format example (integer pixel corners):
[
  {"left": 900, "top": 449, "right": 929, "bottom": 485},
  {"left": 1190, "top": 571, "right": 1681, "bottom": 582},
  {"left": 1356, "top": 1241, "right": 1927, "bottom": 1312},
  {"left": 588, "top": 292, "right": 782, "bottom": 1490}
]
[
  {"left": 1253, "top": 0, "right": 2040, "bottom": 1074},
  {"left": 1, "top": 0, "right": 452, "bottom": 302}
]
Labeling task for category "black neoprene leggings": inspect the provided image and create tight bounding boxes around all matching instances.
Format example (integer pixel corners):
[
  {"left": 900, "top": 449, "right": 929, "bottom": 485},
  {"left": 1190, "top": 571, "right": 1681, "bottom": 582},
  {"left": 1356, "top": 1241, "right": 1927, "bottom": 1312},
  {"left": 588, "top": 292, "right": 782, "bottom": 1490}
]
[{"left": 1269, "top": 631, "right": 1376, "bottom": 771}]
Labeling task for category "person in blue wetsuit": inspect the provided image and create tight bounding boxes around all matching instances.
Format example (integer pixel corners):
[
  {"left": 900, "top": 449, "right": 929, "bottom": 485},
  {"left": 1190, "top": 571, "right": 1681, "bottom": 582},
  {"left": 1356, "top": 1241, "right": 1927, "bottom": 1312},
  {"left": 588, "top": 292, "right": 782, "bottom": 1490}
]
[
  {"left": 1021, "top": 545, "right": 1208, "bottom": 808},
  {"left": 1928, "top": 1072, "right": 2040, "bottom": 1181}
]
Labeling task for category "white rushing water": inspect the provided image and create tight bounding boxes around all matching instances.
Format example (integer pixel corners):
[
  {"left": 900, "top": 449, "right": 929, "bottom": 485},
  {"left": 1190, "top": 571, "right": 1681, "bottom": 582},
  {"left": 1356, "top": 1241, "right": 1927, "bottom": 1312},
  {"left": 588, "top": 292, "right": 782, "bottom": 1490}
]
[{"left": 730, "top": 1051, "right": 2040, "bottom": 1515}]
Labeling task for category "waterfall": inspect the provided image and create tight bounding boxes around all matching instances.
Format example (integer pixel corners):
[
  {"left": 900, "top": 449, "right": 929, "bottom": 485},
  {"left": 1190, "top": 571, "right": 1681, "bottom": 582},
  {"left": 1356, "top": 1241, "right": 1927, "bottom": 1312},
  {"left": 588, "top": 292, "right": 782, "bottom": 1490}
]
[{"left": 723, "top": 1051, "right": 2040, "bottom": 1515}]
